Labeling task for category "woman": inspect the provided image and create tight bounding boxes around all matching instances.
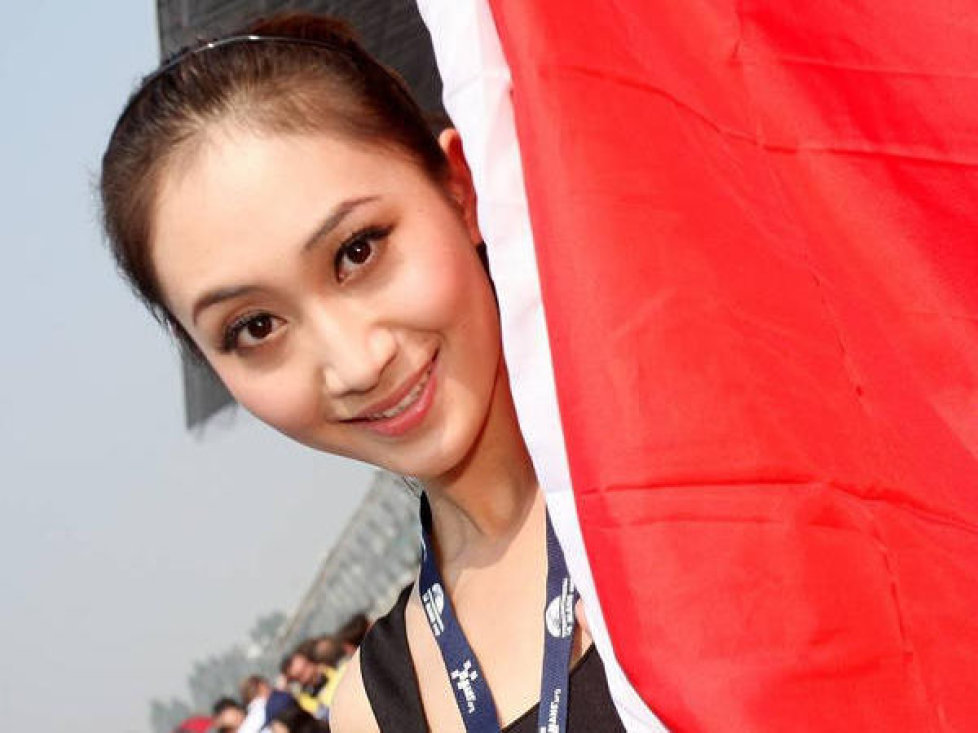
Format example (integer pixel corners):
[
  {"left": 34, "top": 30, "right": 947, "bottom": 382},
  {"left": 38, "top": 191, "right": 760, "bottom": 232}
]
[{"left": 101, "top": 12, "right": 625, "bottom": 733}]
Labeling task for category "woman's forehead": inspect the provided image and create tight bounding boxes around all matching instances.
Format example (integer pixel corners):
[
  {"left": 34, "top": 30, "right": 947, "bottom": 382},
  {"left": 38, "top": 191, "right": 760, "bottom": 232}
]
[
  {"left": 149, "top": 128, "right": 440, "bottom": 311},
  {"left": 166, "top": 125, "right": 400, "bottom": 192},
  {"left": 155, "top": 129, "right": 411, "bottom": 241}
]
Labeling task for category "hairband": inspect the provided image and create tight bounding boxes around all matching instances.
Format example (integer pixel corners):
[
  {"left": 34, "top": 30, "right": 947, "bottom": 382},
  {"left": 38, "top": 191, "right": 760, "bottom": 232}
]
[
  {"left": 147, "top": 34, "right": 348, "bottom": 88},
  {"left": 115, "top": 34, "right": 352, "bottom": 130}
]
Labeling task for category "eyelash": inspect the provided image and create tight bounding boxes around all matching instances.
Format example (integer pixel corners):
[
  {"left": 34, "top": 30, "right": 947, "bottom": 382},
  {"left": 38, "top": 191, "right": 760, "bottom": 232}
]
[
  {"left": 220, "top": 312, "right": 272, "bottom": 353},
  {"left": 334, "top": 225, "right": 391, "bottom": 282}
]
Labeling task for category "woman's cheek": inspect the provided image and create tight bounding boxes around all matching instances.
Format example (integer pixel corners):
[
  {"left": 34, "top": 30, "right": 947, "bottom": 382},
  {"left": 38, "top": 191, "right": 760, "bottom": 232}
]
[
  {"left": 225, "top": 367, "right": 322, "bottom": 441},
  {"left": 398, "top": 248, "right": 480, "bottom": 330}
]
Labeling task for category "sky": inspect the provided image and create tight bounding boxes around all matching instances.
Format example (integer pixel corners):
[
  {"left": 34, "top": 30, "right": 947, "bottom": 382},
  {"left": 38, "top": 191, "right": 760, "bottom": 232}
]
[{"left": 0, "top": 3, "right": 373, "bottom": 730}]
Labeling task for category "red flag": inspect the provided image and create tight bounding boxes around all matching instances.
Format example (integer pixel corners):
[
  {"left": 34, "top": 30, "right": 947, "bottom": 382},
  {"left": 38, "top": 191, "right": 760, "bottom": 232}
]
[{"left": 423, "top": 1, "right": 978, "bottom": 729}]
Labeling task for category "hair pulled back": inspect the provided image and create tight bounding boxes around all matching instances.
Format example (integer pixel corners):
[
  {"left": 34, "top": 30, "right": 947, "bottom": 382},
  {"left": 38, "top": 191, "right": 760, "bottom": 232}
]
[{"left": 100, "top": 13, "right": 448, "bottom": 349}]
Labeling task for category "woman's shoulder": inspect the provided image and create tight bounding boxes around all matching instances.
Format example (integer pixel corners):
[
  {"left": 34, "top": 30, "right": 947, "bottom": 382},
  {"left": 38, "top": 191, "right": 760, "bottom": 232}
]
[{"left": 330, "top": 648, "right": 380, "bottom": 733}]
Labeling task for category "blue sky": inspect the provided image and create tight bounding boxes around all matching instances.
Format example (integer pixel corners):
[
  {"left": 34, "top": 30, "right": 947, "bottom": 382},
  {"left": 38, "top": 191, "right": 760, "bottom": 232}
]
[{"left": 0, "top": 3, "right": 372, "bottom": 729}]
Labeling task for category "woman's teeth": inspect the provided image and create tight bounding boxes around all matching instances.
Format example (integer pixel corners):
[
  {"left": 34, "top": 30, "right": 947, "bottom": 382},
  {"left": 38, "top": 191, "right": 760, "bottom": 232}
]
[{"left": 365, "top": 367, "right": 431, "bottom": 421}]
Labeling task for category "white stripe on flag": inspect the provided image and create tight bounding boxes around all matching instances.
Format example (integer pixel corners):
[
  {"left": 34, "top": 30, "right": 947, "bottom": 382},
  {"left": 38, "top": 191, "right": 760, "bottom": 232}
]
[{"left": 415, "top": 1, "right": 666, "bottom": 729}]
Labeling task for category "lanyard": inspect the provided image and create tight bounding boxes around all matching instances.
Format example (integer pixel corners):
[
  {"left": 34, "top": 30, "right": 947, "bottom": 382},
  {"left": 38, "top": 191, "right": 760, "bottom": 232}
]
[{"left": 418, "top": 494, "right": 578, "bottom": 733}]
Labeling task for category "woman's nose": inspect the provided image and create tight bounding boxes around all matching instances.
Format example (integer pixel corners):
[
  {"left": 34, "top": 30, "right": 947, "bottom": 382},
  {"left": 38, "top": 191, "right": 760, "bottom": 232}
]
[{"left": 314, "top": 308, "right": 396, "bottom": 397}]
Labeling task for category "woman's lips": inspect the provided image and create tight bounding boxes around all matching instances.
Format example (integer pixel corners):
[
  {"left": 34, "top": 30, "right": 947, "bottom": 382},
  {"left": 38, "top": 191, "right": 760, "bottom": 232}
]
[{"left": 349, "top": 354, "right": 438, "bottom": 437}]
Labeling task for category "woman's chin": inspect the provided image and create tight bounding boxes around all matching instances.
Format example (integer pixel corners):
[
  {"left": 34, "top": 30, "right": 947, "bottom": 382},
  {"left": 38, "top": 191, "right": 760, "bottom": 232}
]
[{"left": 378, "top": 434, "right": 477, "bottom": 485}]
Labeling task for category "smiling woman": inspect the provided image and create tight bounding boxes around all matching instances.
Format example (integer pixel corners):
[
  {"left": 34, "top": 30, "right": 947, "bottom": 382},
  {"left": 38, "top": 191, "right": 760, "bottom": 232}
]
[{"left": 100, "top": 12, "right": 625, "bottom": 733}]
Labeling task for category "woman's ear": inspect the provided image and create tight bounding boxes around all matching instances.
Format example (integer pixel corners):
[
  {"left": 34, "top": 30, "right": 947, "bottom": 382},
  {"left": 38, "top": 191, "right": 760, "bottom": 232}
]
[{"left": 438, "top": 128, "right": 483, "bottom": 245}]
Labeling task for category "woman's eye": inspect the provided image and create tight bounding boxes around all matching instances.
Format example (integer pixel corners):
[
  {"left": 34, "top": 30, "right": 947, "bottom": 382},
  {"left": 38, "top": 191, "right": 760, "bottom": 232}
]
[
  {"left": 335, "top": 227, "right": 390, "bottom": 282},
  {"left": 222, "top": 313, "right": 283, "bottom": 352}
]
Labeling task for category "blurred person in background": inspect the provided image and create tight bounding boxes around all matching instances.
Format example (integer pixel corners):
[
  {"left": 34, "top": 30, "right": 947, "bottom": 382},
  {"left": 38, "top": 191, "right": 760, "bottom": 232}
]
[
  {"left": 309, "top": 634, "right": 345, "bottom": 669},
  {"left": 211, "top": 697, "right": 245, "bottom": 732},
  {"left": 173, "top": 716, "right": 212, "bottom": 733},
  {"left": 308, "top": 635, "right": 346, "bottom": 704},
  {"left": 265, "top": 689, "right": 331, "bottom": 733},
  {"left": 306, "top": 613, "right": 372, "bottom": 705},
  {"left": 336, "top": 613, "right": 370, "bottom": 657},
  {"left": 282, "top": 645, "right": 331, "bottom": 720},
  {"left": 238, "top": 675, "right": 273, "bottom": 733}
]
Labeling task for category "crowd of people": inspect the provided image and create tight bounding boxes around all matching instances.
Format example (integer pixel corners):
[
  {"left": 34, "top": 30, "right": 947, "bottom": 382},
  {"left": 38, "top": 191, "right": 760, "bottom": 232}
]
[{"left": 173, "top": 614, "right": 371, "bottom": 733}]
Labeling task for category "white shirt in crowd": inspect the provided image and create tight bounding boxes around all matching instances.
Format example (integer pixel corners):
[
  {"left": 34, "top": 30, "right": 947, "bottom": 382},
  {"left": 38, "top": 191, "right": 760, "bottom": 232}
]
[{"left": 237, "top": 696, "right": 268, "bottom": 733}]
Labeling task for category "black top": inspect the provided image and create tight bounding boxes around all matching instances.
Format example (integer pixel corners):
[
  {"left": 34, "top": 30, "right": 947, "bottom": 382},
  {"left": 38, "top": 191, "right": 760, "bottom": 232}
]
[{"left": 360, "top": 584, "right": 627, "bottom": 732}]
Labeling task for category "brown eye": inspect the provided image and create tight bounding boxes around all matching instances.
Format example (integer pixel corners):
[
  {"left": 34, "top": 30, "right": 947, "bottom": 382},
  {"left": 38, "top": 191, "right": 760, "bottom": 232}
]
[
  {"left": 222, "top": 312, "right": 284, "bottom": 352},
  {"left": 246, "top": 315, "right": 273, "bottom": 340},
  {"left": 335, "top": 226, "right": 390, "bottom": 282},
  {"left": 346, "top": 239, "right": 372, "bottom": 265}
]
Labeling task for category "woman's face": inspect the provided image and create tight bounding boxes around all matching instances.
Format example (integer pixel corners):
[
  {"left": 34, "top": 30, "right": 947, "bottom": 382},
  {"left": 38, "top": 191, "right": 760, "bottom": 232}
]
[{"left": 152, "top": 126, "right": 502, "bottom": 479}]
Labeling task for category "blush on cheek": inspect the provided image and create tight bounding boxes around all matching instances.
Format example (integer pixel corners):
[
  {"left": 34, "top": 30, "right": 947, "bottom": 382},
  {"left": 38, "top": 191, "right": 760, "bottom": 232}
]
[{"left": 399, "top": 248, "right": 487, "bottom": 328}]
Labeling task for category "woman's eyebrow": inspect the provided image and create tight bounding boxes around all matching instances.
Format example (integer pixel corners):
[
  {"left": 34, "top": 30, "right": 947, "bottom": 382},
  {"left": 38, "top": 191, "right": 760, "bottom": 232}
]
[
  {"left": 301, "top": 195, "right": 379, "bottom": 253},
  {"left": 190, "top": 195, "right": 380, "bottom": 323},
  {"left": 192, "top": 284, "right": 261, "bottom": 325}
]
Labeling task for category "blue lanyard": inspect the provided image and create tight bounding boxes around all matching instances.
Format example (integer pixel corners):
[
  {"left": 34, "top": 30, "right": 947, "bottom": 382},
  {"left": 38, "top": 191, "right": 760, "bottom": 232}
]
[{"left": 418, "top": 494, "right": 578, "bottom": 733}]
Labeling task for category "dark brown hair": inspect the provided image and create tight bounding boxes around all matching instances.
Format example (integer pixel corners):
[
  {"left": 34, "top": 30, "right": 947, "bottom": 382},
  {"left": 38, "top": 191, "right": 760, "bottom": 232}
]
[
  {"left": 337, "top": 612, "right": 370, "bottom": 647},
  {"left": 308, "top": 634, "right": 344, "bottom": 667},
  {"left": 100, "top": 13, "right": 448, "bottom": 353}
]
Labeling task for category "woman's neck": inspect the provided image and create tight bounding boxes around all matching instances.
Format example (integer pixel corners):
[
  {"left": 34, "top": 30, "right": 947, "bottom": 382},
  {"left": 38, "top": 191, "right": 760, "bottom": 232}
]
[{"left": 422, "top": 362, "right": 540, "bottom": 567}]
